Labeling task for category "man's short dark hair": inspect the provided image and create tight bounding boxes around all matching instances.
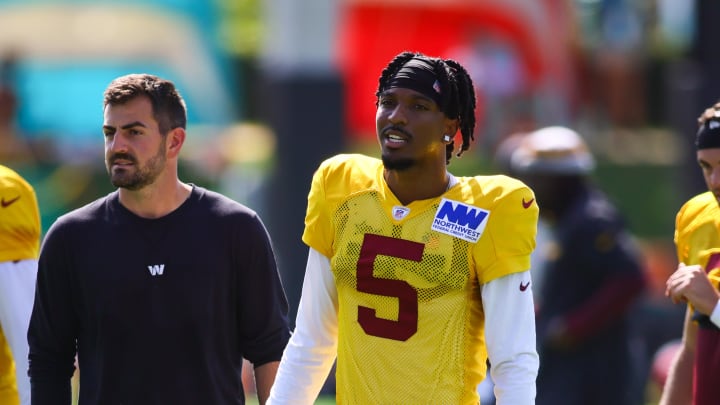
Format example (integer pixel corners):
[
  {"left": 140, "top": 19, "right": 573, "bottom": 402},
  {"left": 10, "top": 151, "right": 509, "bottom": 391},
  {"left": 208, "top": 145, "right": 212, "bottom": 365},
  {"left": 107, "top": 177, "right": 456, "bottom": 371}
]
[{"left": 103, "top": 74, "right": 187, "bottom": 135}]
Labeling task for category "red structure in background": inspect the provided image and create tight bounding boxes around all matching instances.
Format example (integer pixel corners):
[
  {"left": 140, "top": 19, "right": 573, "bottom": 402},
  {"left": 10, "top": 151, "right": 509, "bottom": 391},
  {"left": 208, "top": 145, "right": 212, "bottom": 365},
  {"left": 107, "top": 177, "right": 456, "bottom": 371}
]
[{"left": 336, "top": 1, "right": 574, "bottom": 141}]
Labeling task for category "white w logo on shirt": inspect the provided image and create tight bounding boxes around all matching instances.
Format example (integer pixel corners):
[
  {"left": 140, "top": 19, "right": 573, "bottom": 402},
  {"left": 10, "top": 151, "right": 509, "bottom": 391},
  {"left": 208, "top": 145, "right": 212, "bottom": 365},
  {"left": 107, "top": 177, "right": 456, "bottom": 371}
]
[{"left": 148, "top": 264, "right": 165, "bottom": 276}]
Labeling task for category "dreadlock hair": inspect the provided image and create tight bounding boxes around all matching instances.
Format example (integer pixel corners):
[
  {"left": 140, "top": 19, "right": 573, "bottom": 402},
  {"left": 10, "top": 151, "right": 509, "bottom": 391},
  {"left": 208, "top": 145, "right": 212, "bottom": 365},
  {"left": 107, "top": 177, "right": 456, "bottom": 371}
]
[
  {"left": 376, "top": 51, "right": 477, "bottom": 165},
  {"left": 103, "top": 73, "right": 187, "bottom": 135}
]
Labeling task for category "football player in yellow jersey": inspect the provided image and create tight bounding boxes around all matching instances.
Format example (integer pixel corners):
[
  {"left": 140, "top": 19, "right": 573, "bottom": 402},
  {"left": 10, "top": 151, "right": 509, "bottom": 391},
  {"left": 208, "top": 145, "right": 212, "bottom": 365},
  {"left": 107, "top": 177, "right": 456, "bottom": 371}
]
[
  {"left": 662, "top": 105, "right": 720, "bottom": 405},
  {"left": 0, "top": 164, "right": 41, "bottom": 405},
  {"left": 268, "top": 51, "right": 539, "bottom": 405}
]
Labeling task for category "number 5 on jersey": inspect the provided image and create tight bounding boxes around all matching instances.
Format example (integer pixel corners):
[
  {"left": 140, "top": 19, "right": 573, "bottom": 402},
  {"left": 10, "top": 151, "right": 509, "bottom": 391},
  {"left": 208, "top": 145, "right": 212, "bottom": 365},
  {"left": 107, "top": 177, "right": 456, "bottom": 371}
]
[{"left": 357, "top": 233, "right": 423, "bottom": 341}]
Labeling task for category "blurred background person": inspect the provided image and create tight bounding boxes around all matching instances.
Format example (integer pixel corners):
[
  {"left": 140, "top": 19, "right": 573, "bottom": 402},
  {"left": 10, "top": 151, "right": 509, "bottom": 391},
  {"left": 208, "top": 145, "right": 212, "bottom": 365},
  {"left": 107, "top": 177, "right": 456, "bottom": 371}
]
[
  {"left": 0, "top": 164, "right": 41, "bottom": 405},
  {"left": 510, "top": 126, "right": 647, "bottom": 405},
  {"left": 0, "top": 52, "right": 56, "bottom": 168},
  {"left": 0, "top": 54, "right": 36, "bottom": 166}
]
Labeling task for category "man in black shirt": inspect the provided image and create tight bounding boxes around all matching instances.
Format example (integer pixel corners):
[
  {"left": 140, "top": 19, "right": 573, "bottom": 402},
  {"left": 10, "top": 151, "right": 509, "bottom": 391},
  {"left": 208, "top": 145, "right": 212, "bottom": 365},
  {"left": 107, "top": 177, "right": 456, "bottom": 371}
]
[{"left": 28, "top": 74, "right": 290, "bottom": 404}]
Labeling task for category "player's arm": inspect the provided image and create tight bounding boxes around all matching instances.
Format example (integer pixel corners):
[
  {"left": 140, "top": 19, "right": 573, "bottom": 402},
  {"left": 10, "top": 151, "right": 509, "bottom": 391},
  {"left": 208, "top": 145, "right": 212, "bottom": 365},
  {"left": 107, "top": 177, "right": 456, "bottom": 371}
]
[
  {"left": 267, "top": 247, "right": 339, "bottom": 405},
  {"left": 253, "top": 361, "right": 279, "bottom": 405},
  {"left": 482, "top": 270, "right": 539, "bottom": 405},
  {"left": 659, "top": 306, "right": 696, "bottom": 405}
]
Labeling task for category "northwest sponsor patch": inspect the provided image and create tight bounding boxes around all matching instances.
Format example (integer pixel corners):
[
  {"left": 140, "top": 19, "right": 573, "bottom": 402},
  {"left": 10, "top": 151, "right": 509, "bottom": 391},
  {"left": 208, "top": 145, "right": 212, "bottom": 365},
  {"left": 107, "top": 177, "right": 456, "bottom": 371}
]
[{"left": 431, "top": 198, "right": 489, "bottom": 243}]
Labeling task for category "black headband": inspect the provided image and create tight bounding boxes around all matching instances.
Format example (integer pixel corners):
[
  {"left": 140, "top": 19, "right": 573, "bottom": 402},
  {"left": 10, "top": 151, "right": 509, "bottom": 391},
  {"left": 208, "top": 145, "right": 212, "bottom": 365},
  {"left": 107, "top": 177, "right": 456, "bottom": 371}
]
[
  {"left": 385, "top": 58, "right": 442, "bottom": 105},
  {"left": 696, "top": 118, "right": 720, "bottom": 150}
]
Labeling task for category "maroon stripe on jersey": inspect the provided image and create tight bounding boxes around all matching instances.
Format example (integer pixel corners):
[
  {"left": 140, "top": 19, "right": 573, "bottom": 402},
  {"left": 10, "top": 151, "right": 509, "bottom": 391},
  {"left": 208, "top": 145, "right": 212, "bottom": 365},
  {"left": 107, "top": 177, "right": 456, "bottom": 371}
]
[
  {"left": 706, "top": 253, "right": 720, "bottom": 272},
  {"left": 694, "top": 328, "right": 720, "bottom": 405}
]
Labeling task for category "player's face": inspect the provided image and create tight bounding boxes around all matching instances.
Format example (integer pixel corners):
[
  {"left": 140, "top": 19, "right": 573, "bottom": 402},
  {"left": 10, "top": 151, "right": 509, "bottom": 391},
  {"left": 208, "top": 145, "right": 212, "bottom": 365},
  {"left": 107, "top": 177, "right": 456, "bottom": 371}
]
[
  {"left": 697, "top": 148, "right": 720, "bottom": 205},
  {"left": 103, "top": 96, "right": 168, "bottom": 190},
  {"left": 376, "top": 87, "right": 454, "bottom": 171}
]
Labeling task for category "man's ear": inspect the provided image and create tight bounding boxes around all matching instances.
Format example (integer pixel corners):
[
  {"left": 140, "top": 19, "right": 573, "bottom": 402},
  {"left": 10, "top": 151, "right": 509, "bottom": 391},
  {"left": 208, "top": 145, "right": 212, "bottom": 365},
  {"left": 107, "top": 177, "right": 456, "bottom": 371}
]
[
  {"left": 444, "top": 119, "right": 459, "bottom": 140},
  {"left": 167, "top": 127, "right": 186, "bottom": 158}
]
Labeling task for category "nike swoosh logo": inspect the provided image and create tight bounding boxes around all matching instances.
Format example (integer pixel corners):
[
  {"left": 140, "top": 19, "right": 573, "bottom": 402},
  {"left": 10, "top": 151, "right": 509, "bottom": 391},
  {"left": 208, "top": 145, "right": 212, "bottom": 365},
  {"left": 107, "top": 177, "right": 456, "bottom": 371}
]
[
  {"left": 522, "top": 198, "right": 534, "bottom": 209},
  {"left": 1, "top": 196, "right": 20, "bottom": 208},
  {"left": 519, "top": 281, "right": 530, "bottom": 291}
]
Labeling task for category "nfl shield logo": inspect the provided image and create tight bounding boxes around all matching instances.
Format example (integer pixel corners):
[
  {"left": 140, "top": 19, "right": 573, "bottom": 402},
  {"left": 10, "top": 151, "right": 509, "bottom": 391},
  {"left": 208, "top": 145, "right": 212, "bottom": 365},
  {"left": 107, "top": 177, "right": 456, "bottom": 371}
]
[{"left": 392, "top": 206, "right": 410, "bottom": 220}]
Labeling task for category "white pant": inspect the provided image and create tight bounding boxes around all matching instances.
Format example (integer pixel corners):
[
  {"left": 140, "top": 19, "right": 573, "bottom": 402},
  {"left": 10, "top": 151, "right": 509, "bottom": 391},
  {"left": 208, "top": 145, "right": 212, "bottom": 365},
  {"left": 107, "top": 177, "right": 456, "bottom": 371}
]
[{"left": 0, "top": 259, "right": 38, "bottom": 405}]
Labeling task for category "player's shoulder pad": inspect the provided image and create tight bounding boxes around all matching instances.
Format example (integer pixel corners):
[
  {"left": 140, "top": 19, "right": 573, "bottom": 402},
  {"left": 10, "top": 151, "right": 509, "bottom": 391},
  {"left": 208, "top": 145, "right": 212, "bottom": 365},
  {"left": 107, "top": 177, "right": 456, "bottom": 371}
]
[
  {"left": 462, "top": 174, "right": 535, "bottom": 208},
  {"left": 677, "top": 191, "right": 718, "bottom": 222},
  {"left": 316, "top": 153, "right": 381, "bottom": 186}
]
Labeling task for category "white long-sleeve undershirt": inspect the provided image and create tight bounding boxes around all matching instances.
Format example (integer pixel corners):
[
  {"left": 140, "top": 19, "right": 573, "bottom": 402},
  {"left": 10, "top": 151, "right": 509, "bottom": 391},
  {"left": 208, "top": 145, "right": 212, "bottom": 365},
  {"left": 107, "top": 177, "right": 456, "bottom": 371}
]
[
  {"left": 267, "top": 248, "right": 338, "bottom": 405},
  {"left": 0, "top": 258, "right": 38, "bottom": 405},
  {"left": 711, "top": 300, "right": 720, "bottom": 328}
]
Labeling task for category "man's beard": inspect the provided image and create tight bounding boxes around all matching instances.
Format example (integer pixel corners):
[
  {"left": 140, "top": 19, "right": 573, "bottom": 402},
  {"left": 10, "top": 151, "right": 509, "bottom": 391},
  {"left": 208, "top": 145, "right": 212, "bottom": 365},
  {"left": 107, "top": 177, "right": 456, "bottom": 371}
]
[
  {"left": 381, "top": 154, "right": 415, "bottom": 171},
  {"left": 108, "top": 140, "right": 167, "bottom": 190}
]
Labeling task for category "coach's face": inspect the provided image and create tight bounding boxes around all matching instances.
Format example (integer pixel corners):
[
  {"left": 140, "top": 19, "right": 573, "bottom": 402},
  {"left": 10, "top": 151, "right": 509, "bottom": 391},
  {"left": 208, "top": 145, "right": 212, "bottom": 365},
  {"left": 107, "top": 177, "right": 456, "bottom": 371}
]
[{"left": 103, "top": 95, "right": 168, "bottom": 190}]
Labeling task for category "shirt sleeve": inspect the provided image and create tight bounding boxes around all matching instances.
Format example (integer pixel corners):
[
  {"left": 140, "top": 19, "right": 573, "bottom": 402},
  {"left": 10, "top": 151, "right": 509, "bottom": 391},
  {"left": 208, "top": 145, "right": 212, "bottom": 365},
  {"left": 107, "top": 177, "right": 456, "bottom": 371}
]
[
  {"left": 27, "top": 221, "right": 78, "bottom": 405},
  {"left": 711, "top": 300, "right": 720, "bottom": 329},
  {"left": 302, "top": 160, "right": 333, "bottom": 257},
  {"left": 477, "top": 185, "right": 538, "bottom": 284},
  {"left": 267, "top": 247, "right": 338, "bottom": 405},
  {"left": 236, "top": 213, "right": 291, "bottom": 366},
  {"left": 482, "top": 270, "right": 539, "bottom": 405}
]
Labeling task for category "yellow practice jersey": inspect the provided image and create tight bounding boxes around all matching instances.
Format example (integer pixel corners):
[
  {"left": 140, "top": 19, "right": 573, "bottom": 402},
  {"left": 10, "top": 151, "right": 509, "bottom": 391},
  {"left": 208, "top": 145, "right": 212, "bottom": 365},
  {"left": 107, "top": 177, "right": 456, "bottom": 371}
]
[
  {"left": 0, "top": 165, "right": 40, "bottom": 262},
  {"left": 675, "top": 191, "right": 720, "bottom": 298},
  {"left": 303, "top": 154, "right": 538, "bottom": 404},
  {"left": 0, "top": 328, "right": 19, "bottom": 405}
]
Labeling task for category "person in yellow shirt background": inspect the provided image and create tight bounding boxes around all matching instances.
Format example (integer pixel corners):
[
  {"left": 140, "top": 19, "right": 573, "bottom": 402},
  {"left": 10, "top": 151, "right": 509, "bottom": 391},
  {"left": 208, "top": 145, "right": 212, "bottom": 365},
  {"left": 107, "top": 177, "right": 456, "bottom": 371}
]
[{"left": 0, "top": 164, "right": 41, "bottom": 405}]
